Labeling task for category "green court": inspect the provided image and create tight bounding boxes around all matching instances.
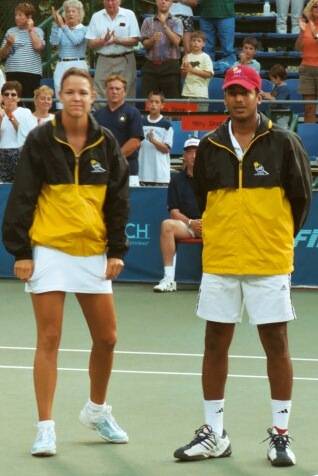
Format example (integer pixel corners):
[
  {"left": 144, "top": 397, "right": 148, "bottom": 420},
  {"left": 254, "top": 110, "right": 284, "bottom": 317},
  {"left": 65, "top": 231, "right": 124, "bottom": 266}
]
[{"left": 0, "top": 280, "right": 317, "bottom": 476}]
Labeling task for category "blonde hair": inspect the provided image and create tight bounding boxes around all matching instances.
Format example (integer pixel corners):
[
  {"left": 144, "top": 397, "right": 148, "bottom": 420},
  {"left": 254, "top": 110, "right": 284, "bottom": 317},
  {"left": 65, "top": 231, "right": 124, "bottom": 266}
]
[
  {"left": 105, "top": 74, "right": 127, "bottom": 91},
  {"left": 63, "top": 0, "right": 85, "bottom": 22},
  {"left": 303, "top": 0, "right": 318, "bottom": 20},
  {"left": 33, "top": 85, "right": 54, "bottom": 100}
]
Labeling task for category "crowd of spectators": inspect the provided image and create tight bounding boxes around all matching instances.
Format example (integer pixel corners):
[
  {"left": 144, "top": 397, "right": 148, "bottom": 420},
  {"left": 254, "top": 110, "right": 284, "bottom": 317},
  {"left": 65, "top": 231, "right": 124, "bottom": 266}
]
[{"left": 0, "top": 0, "right": 317, "bottom": 184}]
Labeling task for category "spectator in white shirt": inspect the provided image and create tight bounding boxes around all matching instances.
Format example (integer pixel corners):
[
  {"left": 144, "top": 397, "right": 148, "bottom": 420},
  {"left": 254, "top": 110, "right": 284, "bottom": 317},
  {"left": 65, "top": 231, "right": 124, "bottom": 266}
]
[
  {"left": 0, "top": 80, "right": 37, "bottom": 182},
  {"left": 86, "top": 0, "right": 140, "bottom": 100}
]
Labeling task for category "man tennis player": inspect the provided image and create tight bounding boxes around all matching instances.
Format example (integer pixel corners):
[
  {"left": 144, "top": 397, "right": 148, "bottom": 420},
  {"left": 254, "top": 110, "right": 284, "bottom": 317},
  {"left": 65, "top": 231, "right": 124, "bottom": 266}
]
[{"left": 173, "top": 65, "right": 312, "bottom": 467}]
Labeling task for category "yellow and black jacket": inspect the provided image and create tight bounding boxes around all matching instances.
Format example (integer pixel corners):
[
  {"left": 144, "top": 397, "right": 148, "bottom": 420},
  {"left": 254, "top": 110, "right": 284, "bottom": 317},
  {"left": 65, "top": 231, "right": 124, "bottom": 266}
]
[
  {"left": 2, "top": 112, "right": 129, "bottom": 260},
  {"left": 194, "top": 113, "right": 312, "bottom": 275}
]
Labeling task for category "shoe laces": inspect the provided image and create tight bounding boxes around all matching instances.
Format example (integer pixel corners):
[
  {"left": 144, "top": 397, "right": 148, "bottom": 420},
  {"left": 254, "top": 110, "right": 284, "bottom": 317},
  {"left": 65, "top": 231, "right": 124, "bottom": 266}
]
[
  {"left": 36, "top": 426, "right": 55, "bottom": 444},
  {"left": 191, "top": 424, "right": 217, "bottom": 446},
  {"left": 262, "top": 428, "right": 293, "bottom": 450}
]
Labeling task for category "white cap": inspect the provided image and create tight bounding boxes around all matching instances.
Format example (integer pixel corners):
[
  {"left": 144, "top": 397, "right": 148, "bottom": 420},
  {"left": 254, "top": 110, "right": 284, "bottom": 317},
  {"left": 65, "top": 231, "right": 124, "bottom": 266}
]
[{"left": 184, "top": 137, "right": 200, "bottom": 149}]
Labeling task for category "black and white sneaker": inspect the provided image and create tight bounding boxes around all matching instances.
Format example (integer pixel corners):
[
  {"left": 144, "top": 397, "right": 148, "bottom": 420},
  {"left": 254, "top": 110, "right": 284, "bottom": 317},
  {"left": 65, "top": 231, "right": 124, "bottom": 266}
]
[
  {"left": 174, "top": 424, "right": 232, "bottom": 461},
  {"left": 265, "top": 427, "right": 296, "bottom": 467}
]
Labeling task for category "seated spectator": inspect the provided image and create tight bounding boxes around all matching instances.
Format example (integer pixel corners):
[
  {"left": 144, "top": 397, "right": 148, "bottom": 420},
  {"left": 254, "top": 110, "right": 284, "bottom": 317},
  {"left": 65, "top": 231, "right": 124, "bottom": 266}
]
[
  {"left": 85, "top": 0, "right": 140, "bottom": 100},
  {"left": 94, "top": 74, "right": 143, "bottom": 186},
  {"left": 0, "top": 2, "right": 45, "bottom": 105},
  {"left": 141, "top": 0, "right": 183, "bottom": 98},
  {"left": 261, "top": 64, "right": 290, "bottom": 109},
  {"left": 233, "top": 36, "right": 261, "bottom": 73},
  {"left": 138, "top": 91, "right": 173, "bottom": 186},
  {"left": 276, "top": 0, "right": 305, "bottom": 34},
  {"left": 169, "top": 0, "right": 198, "bottom": 54},
  {"left": 198, "top": 0, "right": 236, "bottom": 74},
  {"left": 50, "top": 0, "right": 88, "bottom": 109},
  {"left": 181, "top": 31, "right": 214, "bottom": 112},
  {"left": 153, "top": 137, "right": 201, "bottom": 293},
  {"left": 33, "top": 85, "right": 55, "bottom": 124},
  {"left": 0, "top": 80, "right": 37, "bottom": 182}
]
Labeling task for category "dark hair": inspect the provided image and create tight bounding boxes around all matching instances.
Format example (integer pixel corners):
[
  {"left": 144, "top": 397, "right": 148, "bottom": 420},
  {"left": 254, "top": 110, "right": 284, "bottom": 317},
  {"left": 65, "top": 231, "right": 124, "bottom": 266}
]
[
  {"left": 60, "top": 67, "right": 94, "bottom": 90},
  {"left": 190, "top": 30, "right": 206, "bottom": 41},
  {"left": 15, "top": 2, "right": 35, "bottom": 17},
  {"left": 268, "top": 64, "right": 287, "bottom": 80},
  {"left": 148, "top": 90, "right": 165, "bottom": 102},
  {"left": 1, "top": 81, "right": 22, "bottom": 97},
  {"left": 105, "top": 74, "right": 127, "bottom": 91},
  {"left": 242, "top": 36, "right": 258, "bottom": 49}
]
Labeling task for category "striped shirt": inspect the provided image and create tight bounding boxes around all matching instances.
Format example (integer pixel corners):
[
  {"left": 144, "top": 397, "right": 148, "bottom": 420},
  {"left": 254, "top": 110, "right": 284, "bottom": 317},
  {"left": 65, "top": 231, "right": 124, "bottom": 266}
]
[
  {"left": 1, "top": 26, "right": 44, "bottom": 75},
  {"left": 141, "top": 14, "right": 183, "bottom": 61},
  {"left": 50, "top": 23, "right": 87, "bottom": 60}
]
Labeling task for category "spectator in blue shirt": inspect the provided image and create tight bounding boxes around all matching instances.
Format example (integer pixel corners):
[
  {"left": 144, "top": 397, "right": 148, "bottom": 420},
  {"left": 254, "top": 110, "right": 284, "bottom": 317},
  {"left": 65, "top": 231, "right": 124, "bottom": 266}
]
[
  {"left": 50, "top": 0, "right": 88, "bottom": 108},
  {"left": 153, "top": 137, "right": 201, "bottom": 293},
  {"left": 94, "top": 74, "right": 144, "bottom": 186},
  {"left": 261, "top": 64, "right": 290, "bottom": 109}
]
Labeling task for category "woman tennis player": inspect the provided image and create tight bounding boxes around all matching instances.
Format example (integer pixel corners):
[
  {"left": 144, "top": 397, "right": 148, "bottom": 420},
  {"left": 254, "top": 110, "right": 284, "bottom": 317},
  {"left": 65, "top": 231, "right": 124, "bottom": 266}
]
[{"left": 2, "top": 67, "right": 129, "bottom": 456}]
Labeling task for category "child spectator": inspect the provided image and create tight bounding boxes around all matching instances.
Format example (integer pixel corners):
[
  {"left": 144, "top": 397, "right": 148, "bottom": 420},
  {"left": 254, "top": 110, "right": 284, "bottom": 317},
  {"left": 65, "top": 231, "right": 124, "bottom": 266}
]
[
  {"left": 138, "top": 91, "right": 173, "bottom": 186},
  {"left": 170, "top": 1, "right": 198, "bottom": 54},
  {"left": 233, "top": 36, "right": 261, "bottom": 73},
  {"left": 261, "top": 64, "right": 290, "bottom": 109},
  {"left": 181, "top": 31, "right": 214, "bottom": 112}
]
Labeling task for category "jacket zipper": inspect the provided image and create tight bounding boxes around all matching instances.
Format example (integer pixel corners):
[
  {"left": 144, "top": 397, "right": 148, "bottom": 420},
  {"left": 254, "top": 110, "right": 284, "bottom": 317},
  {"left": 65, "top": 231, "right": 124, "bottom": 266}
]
[
  {"left": 54, "top": 135, "right": 105, "bottom": 185},
  {"left": 209, "top": 129, "right": 270, "bottom": 189}
]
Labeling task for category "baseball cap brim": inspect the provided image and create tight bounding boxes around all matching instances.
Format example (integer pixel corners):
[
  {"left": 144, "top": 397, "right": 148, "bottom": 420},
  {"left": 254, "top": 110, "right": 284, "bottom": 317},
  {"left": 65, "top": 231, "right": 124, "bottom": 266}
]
[{"left": 222, "top": 79, "right": 256, "bottom": 91}]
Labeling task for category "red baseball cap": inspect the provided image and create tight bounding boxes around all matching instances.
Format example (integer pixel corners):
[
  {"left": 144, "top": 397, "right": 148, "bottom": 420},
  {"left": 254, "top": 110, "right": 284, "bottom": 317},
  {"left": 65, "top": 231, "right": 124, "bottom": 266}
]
[{"left": 223, "top": 65, "right": 262, "bottom": 91}]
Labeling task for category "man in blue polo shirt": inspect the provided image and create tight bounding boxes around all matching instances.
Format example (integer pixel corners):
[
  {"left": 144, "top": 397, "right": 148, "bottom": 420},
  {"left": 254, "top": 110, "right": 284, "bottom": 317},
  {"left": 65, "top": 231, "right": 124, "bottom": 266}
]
[
  {"left": 154, "top": 137, "right": 201, "bottom": 292},
  {"left": 94, "top": 74, "right": 144, "bottom": 185}
]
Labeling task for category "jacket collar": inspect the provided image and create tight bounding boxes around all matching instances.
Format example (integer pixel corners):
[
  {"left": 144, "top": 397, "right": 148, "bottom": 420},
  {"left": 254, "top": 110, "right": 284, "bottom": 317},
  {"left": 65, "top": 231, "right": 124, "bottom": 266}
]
[
  {"left": 52, "top": 111, "right": 104, "bottom": 146},
  {"left": 209, "top": 112, "right": 272, "bottom": 149}
]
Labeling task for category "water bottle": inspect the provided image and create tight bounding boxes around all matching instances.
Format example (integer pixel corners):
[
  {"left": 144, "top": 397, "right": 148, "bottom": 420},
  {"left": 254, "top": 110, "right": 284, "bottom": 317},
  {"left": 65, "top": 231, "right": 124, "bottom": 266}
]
[{"left": 263, "top": 1, "right": 270, "bottom": 15}]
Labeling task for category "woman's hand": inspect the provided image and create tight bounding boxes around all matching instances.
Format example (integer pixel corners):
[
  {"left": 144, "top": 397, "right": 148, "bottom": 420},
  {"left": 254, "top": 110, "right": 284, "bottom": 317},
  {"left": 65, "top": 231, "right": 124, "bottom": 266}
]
[
  {"left": 14, "top": 259, "right": 34, "bottom": 282},
  {"left": 106, "top": 258, "right": 124, "bottom": 280},
  {"left": 6, "top": 34, "right": 15, "bottom": 46}
]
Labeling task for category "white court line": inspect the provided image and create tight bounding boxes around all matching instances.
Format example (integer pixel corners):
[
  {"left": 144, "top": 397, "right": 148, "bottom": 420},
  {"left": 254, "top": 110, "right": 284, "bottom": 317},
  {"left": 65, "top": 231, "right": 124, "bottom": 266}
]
[
  {"left": 0, "top": 346, "right": 318, "bottom": 362},
  {"left": 0, "top": 364, "right": 317, "bottom": 381}
]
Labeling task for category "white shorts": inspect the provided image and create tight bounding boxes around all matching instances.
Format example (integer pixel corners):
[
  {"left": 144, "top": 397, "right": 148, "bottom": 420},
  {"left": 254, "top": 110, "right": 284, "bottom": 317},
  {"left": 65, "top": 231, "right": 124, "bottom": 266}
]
[
  {"left": 25, "top": 246, "right": 112, "bottom": 294},
  {"left": 197, "top": 273, "right": 296, "bottom": 326}
]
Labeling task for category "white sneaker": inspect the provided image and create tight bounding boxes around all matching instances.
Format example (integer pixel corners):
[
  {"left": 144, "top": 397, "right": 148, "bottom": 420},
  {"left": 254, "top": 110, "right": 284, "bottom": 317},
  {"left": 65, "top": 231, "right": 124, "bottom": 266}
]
[
  {"left": 265, "top": 427, "right": 296, "bottom": 467},
  {"left": 174, "top": 424, "right": 232, "bottom": 461},
  {"left": 153, "top": 278, "right": 177, "bottom": 293},
  {"left": 79, "top": 403, "right": 129, "bottom": 443},
  {"left": 31, "top": 423, "right": 56, "bottom": 457}
]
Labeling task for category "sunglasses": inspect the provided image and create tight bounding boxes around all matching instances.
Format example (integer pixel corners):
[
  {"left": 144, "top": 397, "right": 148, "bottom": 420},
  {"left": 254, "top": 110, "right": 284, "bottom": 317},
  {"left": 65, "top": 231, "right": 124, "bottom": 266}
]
[{"left": 3, "top": 92, "right": 18, "bottom": 97}]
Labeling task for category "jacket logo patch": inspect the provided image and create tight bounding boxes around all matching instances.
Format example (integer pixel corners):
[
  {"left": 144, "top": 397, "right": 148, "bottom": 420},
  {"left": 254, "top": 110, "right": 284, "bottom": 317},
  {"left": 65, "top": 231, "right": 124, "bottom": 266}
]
[
  {"left": 90, "top": 159, "right": 106, "bottom": 173},
  {"left": 253, "top": 161, "right": 269, "bottom": 176}
]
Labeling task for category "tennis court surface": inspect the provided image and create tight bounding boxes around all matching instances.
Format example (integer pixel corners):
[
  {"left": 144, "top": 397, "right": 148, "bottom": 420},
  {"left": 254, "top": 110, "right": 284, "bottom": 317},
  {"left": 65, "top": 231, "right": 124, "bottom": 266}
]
[{"left": 0, "top": 280, "right": 317, "bottom": 476}]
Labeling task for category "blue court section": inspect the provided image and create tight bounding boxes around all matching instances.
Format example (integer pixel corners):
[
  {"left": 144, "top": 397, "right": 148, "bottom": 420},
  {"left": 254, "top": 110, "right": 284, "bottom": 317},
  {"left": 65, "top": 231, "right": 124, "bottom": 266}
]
[{"left": 1, "top": 185, "right": 318, "bottom": 286}]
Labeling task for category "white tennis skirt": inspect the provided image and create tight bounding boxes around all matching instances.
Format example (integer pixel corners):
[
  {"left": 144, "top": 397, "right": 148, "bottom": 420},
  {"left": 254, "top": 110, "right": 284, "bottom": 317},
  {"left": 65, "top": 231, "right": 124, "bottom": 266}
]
[{"left": 25, "top": 246, "right": 113, "bottom": 294}]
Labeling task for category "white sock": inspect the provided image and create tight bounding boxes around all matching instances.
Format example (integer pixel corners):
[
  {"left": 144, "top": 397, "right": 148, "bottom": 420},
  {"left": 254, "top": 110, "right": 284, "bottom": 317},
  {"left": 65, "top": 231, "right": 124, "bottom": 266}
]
[
  {"left": 37, "top": 419, "right": 55, "bottom": 429},
  {"left": 203, "top": 399, "right": 225, "bottom": 436},
  {"left": 164, "top": 265, "right": 175, "bottom": 280},
  {"left": 271, "top": 399, "right": 292, "bottom": 432},
  {"left": 87, "top": 399, "right": 105, "bottom": 414}
]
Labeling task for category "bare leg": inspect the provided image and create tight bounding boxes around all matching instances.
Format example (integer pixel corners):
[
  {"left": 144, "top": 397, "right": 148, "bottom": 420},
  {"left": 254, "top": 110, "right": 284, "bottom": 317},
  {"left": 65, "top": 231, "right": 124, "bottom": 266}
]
[
  {"left": 258, "top": 322, "right": 293, "bottom": 400},
  {"left": 31, "top": 292, "right": 65, "bottom": 421},
  {"left": 202, "top": 322, "right": 235, "bottom": 399},
  {"left": 303, "top": 95, "right": 316, "bottom": 123},
  {"left": 76, "top": 293, "right": 117, "bottom": 404},
  {"left": 160, "top": 219, "right": 192, "bottom": 266}
]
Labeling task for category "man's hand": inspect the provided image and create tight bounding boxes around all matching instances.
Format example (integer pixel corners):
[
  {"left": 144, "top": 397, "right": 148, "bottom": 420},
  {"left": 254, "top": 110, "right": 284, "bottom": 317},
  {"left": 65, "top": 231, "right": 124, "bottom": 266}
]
[
  {"left": 189, "top": 219, "right": 202, "bottom": 237},
  {"left": 14, "top": 259, "right": 34, "bottom": 282},
  {"left": 106, "top": 258, "right": 124, "bottom": 280}
]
